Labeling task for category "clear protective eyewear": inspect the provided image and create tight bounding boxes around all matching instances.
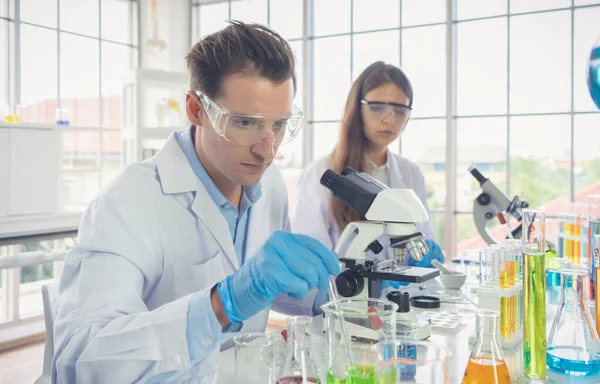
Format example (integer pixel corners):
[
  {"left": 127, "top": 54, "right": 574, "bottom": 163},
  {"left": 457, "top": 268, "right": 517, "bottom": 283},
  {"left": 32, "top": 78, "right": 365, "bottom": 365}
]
[
  {"left": 196, "top": 91, "right": 304, "bottom": 146},
  {"left": 360, "top": 99, "right": 412, "bottom": 122}
]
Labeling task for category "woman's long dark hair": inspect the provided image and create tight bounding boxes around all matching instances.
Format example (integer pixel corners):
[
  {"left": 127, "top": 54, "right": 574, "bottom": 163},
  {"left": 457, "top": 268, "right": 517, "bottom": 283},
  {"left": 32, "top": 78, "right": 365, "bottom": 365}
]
[{"left": 329, "top": 61, "right": 413, "bottom": 231}]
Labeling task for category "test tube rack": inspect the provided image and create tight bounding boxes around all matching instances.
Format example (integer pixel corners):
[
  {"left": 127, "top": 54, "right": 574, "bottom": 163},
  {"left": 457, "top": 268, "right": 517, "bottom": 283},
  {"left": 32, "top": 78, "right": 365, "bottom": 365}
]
[{"left": 471, "top": 283, "right": 523, "bottom": 350}]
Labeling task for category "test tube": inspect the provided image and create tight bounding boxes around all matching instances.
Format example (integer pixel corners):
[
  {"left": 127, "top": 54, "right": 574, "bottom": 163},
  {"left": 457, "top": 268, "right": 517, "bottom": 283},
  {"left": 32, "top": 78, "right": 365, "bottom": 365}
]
[
  {"left": 589, "top": 195, "right": 600, "bottom": 303},
  {"left": 478, "top": 248, "right": 487, "bottom": 285},
  {"left": 522, "top": 208, "right": 547, "bottom": 379},
  {"left": 594, "top": 233, "right": 600, "bottom": 336},
  {"left": 571, "top": 203, "right": 585, "bottom": 266},
  {"left": 498, "top": 246, "right": 510, "bottom": 338},
  {"left": 564, "top": 214, "right": 574, "bottom": 262}
]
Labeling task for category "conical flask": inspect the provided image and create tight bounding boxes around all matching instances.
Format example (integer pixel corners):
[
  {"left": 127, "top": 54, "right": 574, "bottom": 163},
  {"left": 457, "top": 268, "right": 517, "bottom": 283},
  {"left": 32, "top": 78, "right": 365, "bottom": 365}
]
[
  {"left": 462, "top": 309, "right": 512, "bottom": 384},
  {"left": 547, "top": 268, "right": 600, "bottom": 376},
  {"left": 277, "top": 316, "right": 320, "bottom": 384}
]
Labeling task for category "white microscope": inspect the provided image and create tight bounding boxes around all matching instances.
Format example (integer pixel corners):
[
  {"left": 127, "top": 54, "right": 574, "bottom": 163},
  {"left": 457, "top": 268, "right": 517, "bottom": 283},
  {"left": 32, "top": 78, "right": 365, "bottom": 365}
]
[{"left": 320, "top": 167, "right": 439, "bottom": 339}]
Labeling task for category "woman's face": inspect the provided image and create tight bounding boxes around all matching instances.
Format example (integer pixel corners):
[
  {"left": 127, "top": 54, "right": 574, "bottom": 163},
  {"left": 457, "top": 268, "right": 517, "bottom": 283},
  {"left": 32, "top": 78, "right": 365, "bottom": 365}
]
[{"left": 361, "top": 82, "right": 411, "bottom": 151}]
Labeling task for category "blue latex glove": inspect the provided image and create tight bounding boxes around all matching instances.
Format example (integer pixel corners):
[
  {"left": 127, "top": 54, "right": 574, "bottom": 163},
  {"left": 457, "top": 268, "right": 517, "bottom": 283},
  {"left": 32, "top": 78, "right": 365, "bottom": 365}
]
[
  {"left": 217, "top": 231, "right": 340, "bottom": 324},
  {"left": 408, "top": 239, "right": 444, "bottom": 268}
]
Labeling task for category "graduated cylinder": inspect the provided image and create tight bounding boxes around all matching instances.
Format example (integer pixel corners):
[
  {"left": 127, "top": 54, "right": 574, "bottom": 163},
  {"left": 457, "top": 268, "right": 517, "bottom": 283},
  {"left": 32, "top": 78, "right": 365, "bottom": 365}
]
[{"left": 522, "top": 208, "right": 547, "bottom": 379}]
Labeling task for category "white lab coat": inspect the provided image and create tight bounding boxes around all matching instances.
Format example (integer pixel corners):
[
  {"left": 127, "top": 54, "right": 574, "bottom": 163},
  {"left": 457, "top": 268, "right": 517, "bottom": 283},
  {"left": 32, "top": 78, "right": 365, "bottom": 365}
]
[
  {"left": 292, "top": 151, "right": 435, "bottom": 259},
  {"left": 53, "top": 132, "right": 305, "bottom": 383}
]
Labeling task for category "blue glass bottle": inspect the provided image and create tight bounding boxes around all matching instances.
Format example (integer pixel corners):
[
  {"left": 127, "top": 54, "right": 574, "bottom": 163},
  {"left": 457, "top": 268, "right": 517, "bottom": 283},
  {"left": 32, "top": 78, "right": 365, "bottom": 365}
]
[{"left": 588, "top": 34, "right": 600, "bottom": 109}]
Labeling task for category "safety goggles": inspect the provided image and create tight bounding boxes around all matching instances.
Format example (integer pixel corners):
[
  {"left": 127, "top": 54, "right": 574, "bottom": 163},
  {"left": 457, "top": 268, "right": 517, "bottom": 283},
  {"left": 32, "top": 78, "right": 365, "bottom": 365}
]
[
  {"left": 195, "top": 91, "right": 304, "bottom": 146},
  {"left": 360, "top": 99, "right": 412, "bottom": 122}
]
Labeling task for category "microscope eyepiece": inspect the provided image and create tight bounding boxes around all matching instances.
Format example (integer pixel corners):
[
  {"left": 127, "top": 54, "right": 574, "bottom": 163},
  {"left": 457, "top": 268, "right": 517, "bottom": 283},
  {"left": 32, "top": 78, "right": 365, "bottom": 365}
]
[
  {"left": 320, "top": 169, "right": 339, "bottom": 189},
  {"left": 320, "top": 168, "right": 385, "bottom": 218},
  {"left": 341, "top": 166, "right": 357, "bottom": 176},
  {"left": 468, "top": 165, "right": 488, "bottom": 185}
]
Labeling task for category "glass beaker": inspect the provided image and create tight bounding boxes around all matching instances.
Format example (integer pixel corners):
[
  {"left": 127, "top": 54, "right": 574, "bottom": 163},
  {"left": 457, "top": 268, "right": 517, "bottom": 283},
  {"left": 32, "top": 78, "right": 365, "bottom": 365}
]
[
  {"left": 277, "top": 316, "right": 319, "bottom": 384},
  {"left": 547, "top": 268, "right": 600, "bottom": 377},
  {"left": 321, "top": 298, "right": 397, "bottom": 383},
  {"left": 375, "top": 339, "right": 451, "bottom": 383},
  {"left": 522, "top": 208, "right": 547, "bottom": 379},
  {"left": 234, "top": 333, "right": 276, "bottom": 384},
  {"left": 463, "top": 309, "right": 512, "bottom": 384},
  {"left": 55, "top": 107, "right": 72, "bottom": 126},
  {"left": 3, "top": 103, "right": 21, "bottom": 124}
]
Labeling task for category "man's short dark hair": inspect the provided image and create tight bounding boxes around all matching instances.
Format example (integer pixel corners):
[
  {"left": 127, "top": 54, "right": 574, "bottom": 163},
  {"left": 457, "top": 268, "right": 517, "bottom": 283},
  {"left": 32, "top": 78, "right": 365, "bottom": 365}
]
[{"left": 185, "top": 20, "right": 297, "bottom": 99}]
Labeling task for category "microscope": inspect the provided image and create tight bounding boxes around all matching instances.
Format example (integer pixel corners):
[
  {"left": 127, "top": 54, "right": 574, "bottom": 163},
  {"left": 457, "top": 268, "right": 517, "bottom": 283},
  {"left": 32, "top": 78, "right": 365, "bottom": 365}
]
[
  {"left": 468, "top": 165, "right": 529, "bottom": 245},
  {"left": 320, "top": 167, "right": 440, "bottom": 299}
]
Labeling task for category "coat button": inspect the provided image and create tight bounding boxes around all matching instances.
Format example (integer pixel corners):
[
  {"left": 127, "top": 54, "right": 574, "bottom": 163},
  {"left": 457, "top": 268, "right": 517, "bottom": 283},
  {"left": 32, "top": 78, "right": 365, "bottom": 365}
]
[
  {"left": 202, "top": 337, "right": 214, "bottom": 347},
  {"left": 171, "top": 354, "right": 182, "bottom": 366}
]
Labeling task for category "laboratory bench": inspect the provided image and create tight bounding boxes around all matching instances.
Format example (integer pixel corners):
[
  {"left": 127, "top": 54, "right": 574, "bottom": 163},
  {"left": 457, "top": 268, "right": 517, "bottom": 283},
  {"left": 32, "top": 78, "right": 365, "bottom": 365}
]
[{"left": 218, "top": 265, "right": 600, "bottom": 384}]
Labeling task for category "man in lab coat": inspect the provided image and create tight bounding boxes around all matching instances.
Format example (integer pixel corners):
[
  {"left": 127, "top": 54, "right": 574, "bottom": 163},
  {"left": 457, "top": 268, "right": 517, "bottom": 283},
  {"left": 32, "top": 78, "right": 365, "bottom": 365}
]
[{"left": 52, "top": 21, "right": 339, "bottom": 383}]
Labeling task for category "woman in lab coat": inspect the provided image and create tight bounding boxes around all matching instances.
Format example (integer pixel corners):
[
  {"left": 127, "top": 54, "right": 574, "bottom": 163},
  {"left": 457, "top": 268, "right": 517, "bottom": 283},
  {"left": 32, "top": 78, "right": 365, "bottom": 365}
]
[{"left": 293, "top": 61, "right": 443, "bottom": 266}]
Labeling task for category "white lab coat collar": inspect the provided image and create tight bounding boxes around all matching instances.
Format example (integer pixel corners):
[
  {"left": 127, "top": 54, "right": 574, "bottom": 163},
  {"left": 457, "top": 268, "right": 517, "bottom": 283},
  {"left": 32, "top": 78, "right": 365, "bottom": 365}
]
[
  {"left": 386, "top": 149, "right": 405, "bottom": 188},
  {"left": 155, "top": 133, "right": 239, "bottom": 270}
]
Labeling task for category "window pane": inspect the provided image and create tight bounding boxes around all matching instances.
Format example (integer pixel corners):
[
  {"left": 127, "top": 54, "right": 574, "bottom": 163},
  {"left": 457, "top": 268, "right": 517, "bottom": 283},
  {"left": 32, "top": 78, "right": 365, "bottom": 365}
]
[
  {"left": 457, "top": 213, "right": 486, "bottom": 249},
  {"left": 63, "top": 171, "right": 100, "bottom": 212},
  {"left": 312, "top": 122, "right": 339, "bottom": 161},
  {"left": 575, "top": 6, "right": 600, "bottom": 112},
  {"left": 60, "top": 33, "right": 100, "bottom": 127},
  {"left": 400, "top": 118, "right": 446, "bottom": 209},
  {"left": 457, "top": 0, "right": 506, "bottom": 20},
  {"left": 289, "top": 40, "right": 303, "bottom": 108},
  {"left": 0, "top": 20, "right": 7, "bottom": 112},
  {"left": 60, "top": 0, "right": 98, "bottom": 37},
  {"left": 457, "top": 18, "right": 507, "bottom": 116},
  {"left": 21, "top": 25, "right": 57, "bottom": 124},
  {"left": 102, "top": 0, "right": 133, "bottom": 44},
  {"left": 101, "top": 130, "right": 122, "bottom": 187},
  {"left": 353, "top": 0, "right": 399, "bottom": 32},
  {"left": 19, "top": 240, "right": 55, "bottom": 319},
  {"left": 576, "top": 0, "right": 600, "bottom": 4},
  {"left": 510, "top": 0, "right": 570, "bottom": 13},
  {"left": 574, "top": 114, "right": 600, "bottom": 196},
  {"left": 510, "top": 11, "right": 571, "bottom": 114},
  {"left": 20, "top": 0, "right": 57, "bottom": 28},
  {"left": 457, "top": 117, "right": 507, "bottom": 212},
  {"left": 102, "top": 42, "right": 131, "bottom": 128},
  {"left": 197, "top": 2, "right": 229, "bottom": 38},
  {"left": 63, "top": 131, "right": 99, "bottom": 169},
  {"left": 431, "top": 212, "right": 445, "bottom": 250},
  {"left": 402, "top": 0, "right": 446, "bottom": 27},
  {"left": 509, "top": 115, "right": 571, "bottom": 209},
  {"left": 313, "top": 0, "right": 350, "bottom": 37},
  {"left": 0, "top": 0, "right": 6, "bottom": 17},
  {"left": 352, "top": 30, "right": 399, "bottom": 81},
  {"left": 270, "top": 0, "right": 302, "bottom": 40},
  {"left": 313, "top": 36, "right": 351, "bottom": 121},
  {"left": 230, "top": 0, "right": 267, "bottom": 25},
  {"left": 20, "top": 263, "right": 54, "bottom": 318},
  {"left": 401, "top": 25, "right": 446, "bottom": 117}
]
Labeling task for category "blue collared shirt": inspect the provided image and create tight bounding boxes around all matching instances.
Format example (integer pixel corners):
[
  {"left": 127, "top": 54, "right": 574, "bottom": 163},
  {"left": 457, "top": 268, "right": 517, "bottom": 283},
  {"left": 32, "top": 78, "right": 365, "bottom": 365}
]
[{"left": 176, "top": 125, "right": 262, "bottom": 265}]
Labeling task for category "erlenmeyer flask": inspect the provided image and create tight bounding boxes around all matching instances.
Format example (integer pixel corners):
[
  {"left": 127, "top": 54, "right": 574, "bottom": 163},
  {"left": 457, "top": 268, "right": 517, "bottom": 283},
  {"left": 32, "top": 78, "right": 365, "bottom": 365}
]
[
  {"left": 547, "top": 269, "right": 600, "bottom": 376},
  {"left": 462, "top": 309, "right": 512, "bottom": 384},
  {"left": 277, "top": 316, "right": 319, "bottom": 384}
]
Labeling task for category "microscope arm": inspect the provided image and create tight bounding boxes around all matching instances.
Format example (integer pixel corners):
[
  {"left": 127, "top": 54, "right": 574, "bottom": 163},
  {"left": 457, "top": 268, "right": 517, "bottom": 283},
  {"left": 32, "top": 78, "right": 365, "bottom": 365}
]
[
  {"left": 473, "top": 197, "right": 500, "bottom": 245},
  {"left": 334, "top": 222, "right": 385, "bottom": 260}
]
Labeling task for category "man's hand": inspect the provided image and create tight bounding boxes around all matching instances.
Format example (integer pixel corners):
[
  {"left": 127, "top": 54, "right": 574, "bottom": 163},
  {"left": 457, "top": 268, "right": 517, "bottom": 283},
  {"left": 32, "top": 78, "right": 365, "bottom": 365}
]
[{"left": 216, "top": 231, "right": 340, "bottom": 324}]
